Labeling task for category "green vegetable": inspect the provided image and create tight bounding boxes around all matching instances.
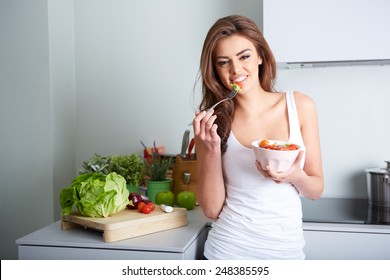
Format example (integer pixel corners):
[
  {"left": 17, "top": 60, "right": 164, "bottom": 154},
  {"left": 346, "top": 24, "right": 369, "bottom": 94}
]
[
  {"left": 80, "top": 154, "right": 110, "bottom": 174},
  {"left": 80, "top": 153, "right": 144, "bottom": 187},
  {"left": 60, "top": 172, "right": 129, "bottom": 218},
  {"left": 109, "top": 154, "right": 144, "bottom": 186}
]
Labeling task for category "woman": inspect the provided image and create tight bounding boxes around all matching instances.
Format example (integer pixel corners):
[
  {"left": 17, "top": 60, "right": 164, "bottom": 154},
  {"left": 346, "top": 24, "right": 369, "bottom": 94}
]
[{"left": 192, "top": 15, "right": 324, "bottom": 259}]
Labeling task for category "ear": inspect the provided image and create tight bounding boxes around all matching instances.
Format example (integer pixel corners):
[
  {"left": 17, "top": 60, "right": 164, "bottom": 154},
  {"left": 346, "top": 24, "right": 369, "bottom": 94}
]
[{"left": 258, "top": 56, "right": 263, "bottom": 65}]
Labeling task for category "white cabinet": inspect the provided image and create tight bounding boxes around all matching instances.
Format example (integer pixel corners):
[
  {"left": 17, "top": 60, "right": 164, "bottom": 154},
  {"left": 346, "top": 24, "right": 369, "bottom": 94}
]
[
  {"left": 263, "top": 0, "right": 390, "bottom": 67},
  {"left": 303, "top": 223, "right": 390, "bottom": 260}
]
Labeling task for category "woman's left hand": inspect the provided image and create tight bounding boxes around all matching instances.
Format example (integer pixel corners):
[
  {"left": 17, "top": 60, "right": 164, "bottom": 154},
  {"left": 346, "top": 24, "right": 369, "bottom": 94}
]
[{"left": 255, "top": 150, "right": 305, "bottom": 184}]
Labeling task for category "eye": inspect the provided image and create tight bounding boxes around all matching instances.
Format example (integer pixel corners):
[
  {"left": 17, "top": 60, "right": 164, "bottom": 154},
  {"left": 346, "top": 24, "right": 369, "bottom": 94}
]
[
  {"left": 240, "top": 54, "right": 251, "bottom": 60},
  {"left": 216, "top": 60, "right": 229, "bottom": 67}
]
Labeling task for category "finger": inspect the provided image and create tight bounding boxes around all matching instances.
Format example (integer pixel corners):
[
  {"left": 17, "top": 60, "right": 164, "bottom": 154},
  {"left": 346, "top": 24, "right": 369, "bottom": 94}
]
[
  {"left": 266, "top": 166, "right": 282, "bottom": 179},
  {"left": 199, "top": 113, "right": 217, "bottom": 139},
  {"left": 192, "top": 111, "right": 207, "bottom": 135},
  {"left": 255, "top": 161, "right": 268, "bottom": 177},
  {"left": 193, "top": 110, "right": 206, "bottom": 124},
  {"left": 205, "top": 115, "right": 217, "bottom": 131},
  {"left": 210, "top": 123, "right": 219, "bottom": 138},
  {"left": 202, "top": 109, "right": 215, "bottom": 126}
]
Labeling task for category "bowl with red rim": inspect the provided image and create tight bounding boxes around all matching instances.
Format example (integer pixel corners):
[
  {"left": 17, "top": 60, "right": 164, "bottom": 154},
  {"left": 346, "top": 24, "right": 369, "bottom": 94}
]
[{"left": 251, "top": 139, "right": 301, "bottom": 172}]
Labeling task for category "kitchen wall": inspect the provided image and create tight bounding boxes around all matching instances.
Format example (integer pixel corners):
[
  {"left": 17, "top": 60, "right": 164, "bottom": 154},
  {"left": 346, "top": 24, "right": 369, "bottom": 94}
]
[
  {"left": 1, "top": 0, "right": 389, "bottom": 260},
  {"left": 1, "top": 0, "right": 55, "bottom": 260},
  {"left": 0, "top": 0, "right": 262, "bottom": 260},
  {"left": 276, "top": 66, "right": 390, "bottom": 198},
  {"left": 72, "top": 0, "right": 263, "bottom": 161}
]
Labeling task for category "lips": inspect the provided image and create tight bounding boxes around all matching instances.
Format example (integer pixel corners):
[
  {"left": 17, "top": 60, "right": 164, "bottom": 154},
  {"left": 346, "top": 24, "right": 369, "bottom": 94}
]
[{"left": 231, "top": 75, "right": 247, "bottom": 83}]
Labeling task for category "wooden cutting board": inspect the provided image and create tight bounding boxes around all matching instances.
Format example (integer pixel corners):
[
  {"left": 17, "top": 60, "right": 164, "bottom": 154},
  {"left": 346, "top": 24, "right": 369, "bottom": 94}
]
[{"left": 61, "top": 207, "right": 187, "bottom": 242}]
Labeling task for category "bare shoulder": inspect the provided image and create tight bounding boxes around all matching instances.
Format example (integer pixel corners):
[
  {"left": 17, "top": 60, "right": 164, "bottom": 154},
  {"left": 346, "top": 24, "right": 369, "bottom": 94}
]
[
  {"left": 292, "top": 91, "right": 319, "bottom": 127},
  {"left": 293, "top": 91, "right": 316, "bottom": 108}
]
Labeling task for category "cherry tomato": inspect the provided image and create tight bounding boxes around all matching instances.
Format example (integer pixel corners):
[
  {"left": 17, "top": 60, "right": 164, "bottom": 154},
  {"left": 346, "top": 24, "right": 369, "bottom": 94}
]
[
  {"left": 259, "top": 140, "right": 270, "bottom": 148},
  {"left": 137, "top": 202, "right": 146, "bottom": 213},
  {"left": 142, "top": 205, "right": 152, "bottom": 214},
  {"left": 146, "top": 202, "right": 155, "bottom": 211}
]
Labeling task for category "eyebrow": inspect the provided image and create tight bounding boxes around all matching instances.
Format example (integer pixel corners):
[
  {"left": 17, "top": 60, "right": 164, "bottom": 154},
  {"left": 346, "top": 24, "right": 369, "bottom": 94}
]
[{"left": 215, "top": 48, "right": 252, "bottom": 60}]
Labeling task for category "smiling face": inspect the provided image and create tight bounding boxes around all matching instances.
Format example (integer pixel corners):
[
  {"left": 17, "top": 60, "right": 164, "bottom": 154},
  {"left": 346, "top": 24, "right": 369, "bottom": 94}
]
[{"left": 213, "top": 34, "right": 262, "bottom": 93}]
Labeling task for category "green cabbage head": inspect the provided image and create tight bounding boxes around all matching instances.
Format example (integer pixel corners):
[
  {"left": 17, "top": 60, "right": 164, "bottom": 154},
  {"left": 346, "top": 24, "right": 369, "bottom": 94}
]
[{"left": 60, "top": 172, "right": 129, "bottom": 218}]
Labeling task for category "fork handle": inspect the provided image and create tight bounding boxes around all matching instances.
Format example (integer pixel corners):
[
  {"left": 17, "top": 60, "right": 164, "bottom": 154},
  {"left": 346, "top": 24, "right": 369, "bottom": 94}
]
[
  {"left": 188, "top": 97, "right": 228, "bottom": 126},
  {"left": 206, "top": 97, "right": 228, "bottom": 112}
]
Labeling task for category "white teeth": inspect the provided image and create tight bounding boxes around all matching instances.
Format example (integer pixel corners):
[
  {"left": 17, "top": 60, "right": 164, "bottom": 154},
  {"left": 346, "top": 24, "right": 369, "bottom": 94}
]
[{"left": 233, "top": 76, "right": 246, "bottom": 82}]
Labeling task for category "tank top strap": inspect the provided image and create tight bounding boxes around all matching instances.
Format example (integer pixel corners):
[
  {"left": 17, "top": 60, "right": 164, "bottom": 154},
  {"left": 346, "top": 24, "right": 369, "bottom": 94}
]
[{"left": 286, "top": 91, "right": 302, "bottom": 144}]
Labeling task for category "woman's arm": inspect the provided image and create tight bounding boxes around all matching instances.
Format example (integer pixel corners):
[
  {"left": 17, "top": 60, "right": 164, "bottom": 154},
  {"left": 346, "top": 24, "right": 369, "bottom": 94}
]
[
  {"left": 293, "top": 92, "right": 324, "bottom": 199},
  {"left": 256, "top": 92, "right": 324, "bottom": 199},
  {"left": 192, "top": 110, "right": 226, "bottom": 219}
]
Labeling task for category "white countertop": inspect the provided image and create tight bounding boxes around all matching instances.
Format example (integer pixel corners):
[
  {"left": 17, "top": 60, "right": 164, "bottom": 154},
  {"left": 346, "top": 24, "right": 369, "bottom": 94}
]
[{"left": 16, "top": 206, "right": 211, "bottom": 253}]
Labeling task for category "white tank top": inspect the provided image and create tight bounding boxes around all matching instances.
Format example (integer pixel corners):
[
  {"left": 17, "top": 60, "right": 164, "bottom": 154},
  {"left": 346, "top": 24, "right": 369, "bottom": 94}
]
[{"left": 204, "top": 91, "right": 306, "bottom": 260}]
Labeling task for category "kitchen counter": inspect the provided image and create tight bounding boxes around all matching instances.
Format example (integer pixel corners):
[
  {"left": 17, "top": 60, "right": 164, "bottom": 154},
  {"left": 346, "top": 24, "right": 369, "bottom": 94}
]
[
  {"left": 16, "top": 199, "right": 390, "bottom": 260},
  {"left": 16, "top": 206, "right": 211, "bottom": 260}
]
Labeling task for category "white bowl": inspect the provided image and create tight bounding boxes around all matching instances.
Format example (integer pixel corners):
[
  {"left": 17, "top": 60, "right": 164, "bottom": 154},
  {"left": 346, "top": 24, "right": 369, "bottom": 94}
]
[{"left": 251, "top": 140, "right": 300, "bottom": 172}]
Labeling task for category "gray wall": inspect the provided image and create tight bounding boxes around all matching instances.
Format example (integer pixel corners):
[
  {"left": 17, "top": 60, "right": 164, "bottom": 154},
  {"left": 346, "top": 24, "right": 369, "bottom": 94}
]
[
  {"left": 1, "top": 0, "right": 389, "bottom": 260},
  {"left": 1, "top": 0, "right": 55, "bottom": 260},
  {"left": 0, "top": 0, "right": 262, "bottom": 260},
  {"left": 276, "top": 66, "right": 390, "bottom": 198}
]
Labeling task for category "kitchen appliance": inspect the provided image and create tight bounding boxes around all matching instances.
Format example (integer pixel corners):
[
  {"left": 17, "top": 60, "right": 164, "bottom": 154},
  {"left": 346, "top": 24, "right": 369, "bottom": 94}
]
[{"left": 365, "top": 161, "right": 390, "bottom": 208}]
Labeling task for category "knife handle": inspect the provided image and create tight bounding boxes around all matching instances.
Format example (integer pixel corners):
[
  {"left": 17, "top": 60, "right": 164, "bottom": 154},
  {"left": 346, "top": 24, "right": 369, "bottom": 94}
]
[
  {"left": 181, "top": 130, "right": 190, "bottom": 158},
  {"left": 187, "top": 138, "right": 195, "bottom": 157}
]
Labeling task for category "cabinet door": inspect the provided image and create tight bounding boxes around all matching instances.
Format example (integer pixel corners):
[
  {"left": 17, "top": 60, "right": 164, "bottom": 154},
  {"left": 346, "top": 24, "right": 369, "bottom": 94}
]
[
  {"left": 263, "top": 0, "right": 390, "bottom": 64},
  {"left": 304, "top": 230, "right": 390, "bottom": 260},
  {"left": 18, "top": 246, "right": 185, "bottom": 260}
]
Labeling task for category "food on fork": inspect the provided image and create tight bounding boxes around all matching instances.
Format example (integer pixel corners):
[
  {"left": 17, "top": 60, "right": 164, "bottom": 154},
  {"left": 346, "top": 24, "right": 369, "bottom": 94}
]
[{"left": 229, "top": 81, "right": 243, "bottom": 93}]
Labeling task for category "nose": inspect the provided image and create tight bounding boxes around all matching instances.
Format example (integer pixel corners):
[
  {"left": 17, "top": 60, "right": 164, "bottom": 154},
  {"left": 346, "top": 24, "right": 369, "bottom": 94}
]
[{"left": 230, "top": 59, "right": 241, "bottom": 74}]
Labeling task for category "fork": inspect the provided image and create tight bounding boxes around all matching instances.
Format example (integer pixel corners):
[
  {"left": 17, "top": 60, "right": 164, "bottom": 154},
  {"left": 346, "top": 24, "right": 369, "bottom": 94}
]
[{"left": 188, "top": 89, "right": 238, "bottom": 126}]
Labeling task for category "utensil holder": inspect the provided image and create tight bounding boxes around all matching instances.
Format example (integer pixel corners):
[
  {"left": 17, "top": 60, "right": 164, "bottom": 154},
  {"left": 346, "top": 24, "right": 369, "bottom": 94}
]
[{"left": 172, "top": 155, "right": 197, "bottom": 196}]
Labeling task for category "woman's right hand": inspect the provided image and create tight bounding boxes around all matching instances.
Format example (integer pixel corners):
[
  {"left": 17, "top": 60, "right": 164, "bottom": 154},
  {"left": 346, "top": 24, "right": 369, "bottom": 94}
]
[{"left": 192, "top": 109, "right": 221, "bottom": 154}]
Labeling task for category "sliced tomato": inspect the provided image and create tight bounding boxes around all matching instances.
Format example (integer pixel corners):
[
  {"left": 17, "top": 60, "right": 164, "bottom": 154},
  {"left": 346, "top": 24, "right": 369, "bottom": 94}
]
[
  {"left": 286, "top": 144, "right": 299, "bottom": 150},
  {"left": 235, "top": 81, "right": 243, "bottom": 91}
]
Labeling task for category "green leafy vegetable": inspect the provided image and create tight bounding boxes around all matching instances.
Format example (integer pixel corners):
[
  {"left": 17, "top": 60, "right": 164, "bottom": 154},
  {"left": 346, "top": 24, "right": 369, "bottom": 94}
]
[
  {"left": 80, "top": 154, "right": 110, "bottom": 174},
  {"left": 109, "top": 154, "right": 144, "bottom": 186},
  {"left": 79, "top": 153, "right": 144, "bottom": 187},
  {"left": 60, "top": 172, "right": 129, "bottom": 217}
]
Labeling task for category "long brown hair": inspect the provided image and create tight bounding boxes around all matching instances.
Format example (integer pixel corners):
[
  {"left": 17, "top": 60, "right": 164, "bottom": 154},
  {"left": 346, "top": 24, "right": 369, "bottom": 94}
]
[{"left": 197, "top": 15, "right": 277, "bottom": 153}]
